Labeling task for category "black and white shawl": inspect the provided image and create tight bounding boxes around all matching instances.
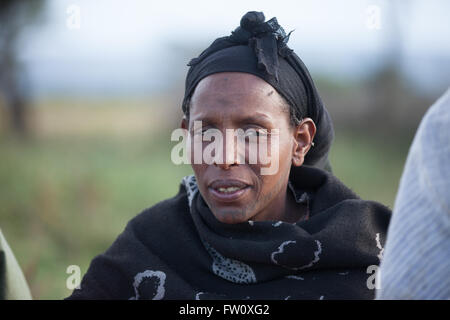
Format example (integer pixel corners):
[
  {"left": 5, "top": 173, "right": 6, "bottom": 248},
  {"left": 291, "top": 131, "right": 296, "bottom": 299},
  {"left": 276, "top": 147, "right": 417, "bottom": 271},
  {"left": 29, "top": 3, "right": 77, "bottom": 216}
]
[{"left": 67, "top": 165, "right": 391, "bottom": 300}]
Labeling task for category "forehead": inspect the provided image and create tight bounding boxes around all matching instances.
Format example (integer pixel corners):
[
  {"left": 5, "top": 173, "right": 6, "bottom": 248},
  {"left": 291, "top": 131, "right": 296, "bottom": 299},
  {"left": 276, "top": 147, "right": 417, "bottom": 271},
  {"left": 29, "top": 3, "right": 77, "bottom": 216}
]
[{"left": 189, "top": 72, "right": 287, "bottom": 122}]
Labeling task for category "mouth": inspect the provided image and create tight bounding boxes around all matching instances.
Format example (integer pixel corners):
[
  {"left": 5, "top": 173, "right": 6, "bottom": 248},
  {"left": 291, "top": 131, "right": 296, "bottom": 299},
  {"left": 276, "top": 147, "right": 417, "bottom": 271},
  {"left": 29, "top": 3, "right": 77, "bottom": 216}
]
[{"left": 208, "top": 179, "right": 251, "bottom": 202}]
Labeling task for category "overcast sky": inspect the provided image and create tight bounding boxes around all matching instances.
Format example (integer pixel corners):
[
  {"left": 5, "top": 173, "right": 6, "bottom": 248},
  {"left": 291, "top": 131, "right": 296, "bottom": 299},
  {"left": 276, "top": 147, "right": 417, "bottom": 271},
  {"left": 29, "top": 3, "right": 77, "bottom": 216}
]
[{"left": 18, "top": 0, "right": 450, "bottom": 97}]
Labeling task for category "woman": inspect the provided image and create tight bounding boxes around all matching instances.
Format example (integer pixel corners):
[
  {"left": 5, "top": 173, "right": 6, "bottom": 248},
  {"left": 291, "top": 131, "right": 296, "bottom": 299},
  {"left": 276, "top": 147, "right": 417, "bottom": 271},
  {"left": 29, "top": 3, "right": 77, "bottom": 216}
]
[{"left": 67, "top": 11, "right": 390, "bottom": 300}]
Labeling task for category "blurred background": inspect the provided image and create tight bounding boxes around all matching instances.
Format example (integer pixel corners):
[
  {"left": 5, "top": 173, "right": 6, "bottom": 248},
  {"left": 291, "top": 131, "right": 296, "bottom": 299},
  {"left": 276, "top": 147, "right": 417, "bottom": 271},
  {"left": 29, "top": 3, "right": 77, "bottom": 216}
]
[{"left": 0, "top": 0, "right": 449, "bottom": 299}]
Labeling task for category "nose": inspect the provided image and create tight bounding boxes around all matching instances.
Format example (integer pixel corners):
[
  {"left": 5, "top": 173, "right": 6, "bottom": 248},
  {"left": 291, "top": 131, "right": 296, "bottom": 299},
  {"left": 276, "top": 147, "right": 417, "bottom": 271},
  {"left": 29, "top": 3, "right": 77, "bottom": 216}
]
[{"left": 214, "top": 131, "right": 240, "bottom": 170}]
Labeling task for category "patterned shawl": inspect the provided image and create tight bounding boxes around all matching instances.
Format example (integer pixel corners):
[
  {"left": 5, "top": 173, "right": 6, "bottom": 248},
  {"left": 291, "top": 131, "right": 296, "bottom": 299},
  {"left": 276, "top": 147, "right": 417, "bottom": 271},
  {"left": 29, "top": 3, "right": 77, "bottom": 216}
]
[{"left": 67, "top": 166, "right": 390, "bottom": 300}]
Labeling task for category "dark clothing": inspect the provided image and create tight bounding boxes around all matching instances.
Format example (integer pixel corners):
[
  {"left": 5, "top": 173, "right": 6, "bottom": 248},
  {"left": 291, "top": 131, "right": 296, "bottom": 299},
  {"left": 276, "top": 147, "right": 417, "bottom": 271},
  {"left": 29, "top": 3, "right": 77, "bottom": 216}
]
[{"left": 67, "top": 166, "right": 390, "bottom": 300}]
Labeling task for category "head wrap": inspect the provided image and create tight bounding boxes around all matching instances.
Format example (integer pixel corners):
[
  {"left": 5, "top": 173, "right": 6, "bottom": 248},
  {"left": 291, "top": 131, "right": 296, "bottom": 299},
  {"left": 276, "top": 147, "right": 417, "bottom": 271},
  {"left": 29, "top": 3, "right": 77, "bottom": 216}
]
[{"left": 182, "top": 11, "right": 334, "bottom": 170}]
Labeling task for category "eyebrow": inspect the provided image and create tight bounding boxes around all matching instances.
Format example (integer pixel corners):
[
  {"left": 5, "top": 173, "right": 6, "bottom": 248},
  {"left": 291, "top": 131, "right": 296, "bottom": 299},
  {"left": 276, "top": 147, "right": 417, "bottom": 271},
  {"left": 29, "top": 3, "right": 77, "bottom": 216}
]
[
  {"left": 239, "top": 114, "right": 272, "bottom": 124},
  {"left": 191, "top": 113, "right": 272, "bottom": 126}
]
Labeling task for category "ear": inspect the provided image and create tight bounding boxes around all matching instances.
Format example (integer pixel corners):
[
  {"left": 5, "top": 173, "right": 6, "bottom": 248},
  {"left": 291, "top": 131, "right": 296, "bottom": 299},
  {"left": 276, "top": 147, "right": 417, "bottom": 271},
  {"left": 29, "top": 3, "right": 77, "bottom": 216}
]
[{"left": 291, "top": 118, "right": 316, "bottom": 167}]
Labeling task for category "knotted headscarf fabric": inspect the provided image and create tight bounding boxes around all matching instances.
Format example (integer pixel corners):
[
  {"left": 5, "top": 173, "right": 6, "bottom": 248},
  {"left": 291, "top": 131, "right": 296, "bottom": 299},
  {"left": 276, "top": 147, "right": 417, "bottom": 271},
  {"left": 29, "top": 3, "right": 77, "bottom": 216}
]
[{"left": 182, "top": 11, "right": 334, "bottom": 170}]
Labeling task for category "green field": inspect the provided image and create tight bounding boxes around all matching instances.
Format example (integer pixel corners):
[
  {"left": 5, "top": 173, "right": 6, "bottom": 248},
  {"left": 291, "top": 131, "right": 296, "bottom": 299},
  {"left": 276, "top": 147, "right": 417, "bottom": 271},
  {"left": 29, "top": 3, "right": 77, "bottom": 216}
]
[{"left": 0, "top": 104, "right": 411, "bottom": 299}]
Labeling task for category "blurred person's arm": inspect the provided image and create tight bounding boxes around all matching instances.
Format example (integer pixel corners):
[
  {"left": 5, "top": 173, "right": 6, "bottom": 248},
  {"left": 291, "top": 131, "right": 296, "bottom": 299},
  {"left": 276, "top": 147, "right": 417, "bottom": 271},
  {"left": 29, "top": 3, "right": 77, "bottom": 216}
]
[
  {"left": 377, "top": 88, "right": 450, "bottom": 300},
  {"left": 0, "top": 228, "right": 32, "bottom": 300}
]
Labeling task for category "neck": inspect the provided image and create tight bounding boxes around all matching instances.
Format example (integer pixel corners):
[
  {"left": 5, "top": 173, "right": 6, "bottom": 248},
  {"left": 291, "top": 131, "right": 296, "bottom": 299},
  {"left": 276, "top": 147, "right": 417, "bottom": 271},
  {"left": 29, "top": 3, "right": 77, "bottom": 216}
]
[
  {"left": 252, "top": 181, "right": 307, "bottom": 223},
  {"left": 284, "top": 187, "right": 308, "bottom": 223}
]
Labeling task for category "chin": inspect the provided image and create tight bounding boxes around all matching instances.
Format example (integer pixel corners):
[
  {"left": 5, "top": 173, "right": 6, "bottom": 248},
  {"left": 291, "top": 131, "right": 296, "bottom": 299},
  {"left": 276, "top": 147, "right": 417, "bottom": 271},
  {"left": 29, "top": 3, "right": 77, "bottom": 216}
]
[{"left": 212, "top": 207, "right": 250, "bottom": 224}]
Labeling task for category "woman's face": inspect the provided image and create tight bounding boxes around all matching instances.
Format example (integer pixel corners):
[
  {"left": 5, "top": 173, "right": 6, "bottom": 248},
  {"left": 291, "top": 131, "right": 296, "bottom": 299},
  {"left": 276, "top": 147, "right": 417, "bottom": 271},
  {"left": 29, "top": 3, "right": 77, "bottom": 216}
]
[{"left": 182, "top": 72, "right": 314, "bottom": 224}]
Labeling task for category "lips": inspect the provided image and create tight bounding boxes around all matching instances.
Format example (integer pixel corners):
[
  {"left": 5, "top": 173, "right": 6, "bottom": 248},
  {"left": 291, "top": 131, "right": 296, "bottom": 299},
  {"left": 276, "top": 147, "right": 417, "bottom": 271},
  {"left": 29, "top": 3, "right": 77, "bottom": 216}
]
[{"left": 208, "top": 179, "right": 251, "bottom": 202}]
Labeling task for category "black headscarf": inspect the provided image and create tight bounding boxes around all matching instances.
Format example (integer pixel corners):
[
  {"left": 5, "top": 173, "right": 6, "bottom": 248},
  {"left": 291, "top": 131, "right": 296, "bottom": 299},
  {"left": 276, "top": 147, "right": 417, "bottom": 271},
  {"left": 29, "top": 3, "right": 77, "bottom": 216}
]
[{"left": 182, "top": 11, "right": 334, "bottom": 170}]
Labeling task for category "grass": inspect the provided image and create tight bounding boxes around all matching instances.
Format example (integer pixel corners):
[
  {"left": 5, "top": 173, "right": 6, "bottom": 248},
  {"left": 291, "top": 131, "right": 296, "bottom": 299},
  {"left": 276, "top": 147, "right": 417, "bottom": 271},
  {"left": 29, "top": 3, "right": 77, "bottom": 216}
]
[
  {"left": 0, "top": 133, "right": 194, "bottom": 299},
  {"left": 329, "top": 130, "right": 410, "bottom": 207},
  {"left": 0, "top": 103, "right": 412, "bottom": 299}
]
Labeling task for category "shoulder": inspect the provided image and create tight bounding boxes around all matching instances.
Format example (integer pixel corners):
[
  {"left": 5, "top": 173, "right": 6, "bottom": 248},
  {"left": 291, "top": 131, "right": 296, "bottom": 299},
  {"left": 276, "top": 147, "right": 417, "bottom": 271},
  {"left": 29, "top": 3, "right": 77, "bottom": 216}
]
[
  {"left": 292, "top": 165, "right": 391, "bottom": 223},
  {"left": 133, "top": 182, "right": 189, "bottom": 223},
  {"left": 291, "top": 165, "right": 360, "bottom": 212}
]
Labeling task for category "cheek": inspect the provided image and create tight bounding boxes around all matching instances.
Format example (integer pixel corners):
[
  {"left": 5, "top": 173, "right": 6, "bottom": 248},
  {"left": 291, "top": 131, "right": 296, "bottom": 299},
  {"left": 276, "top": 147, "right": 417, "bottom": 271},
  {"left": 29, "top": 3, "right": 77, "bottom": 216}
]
[
  {"left": 249, "top": 142, "right": 292, "bottom": 194},
  {"left": 191, "top": 162, "right": 209, "bottom": 177},
  {"left": 191, "top": 164, "right": 207, "bottom": 190},
  {"left": 250, "top": 133, "right": 292, "bottom": 169},
  {"left": 251, "top": 169, "right": 288, "bottom": 212}
]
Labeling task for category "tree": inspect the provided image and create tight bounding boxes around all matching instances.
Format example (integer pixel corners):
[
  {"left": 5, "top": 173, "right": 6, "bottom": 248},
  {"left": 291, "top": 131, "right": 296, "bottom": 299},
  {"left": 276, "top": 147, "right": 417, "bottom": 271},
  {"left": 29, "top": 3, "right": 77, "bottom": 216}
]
[{"left": 0, "top": 0, "right": 46, "bottom": 136}]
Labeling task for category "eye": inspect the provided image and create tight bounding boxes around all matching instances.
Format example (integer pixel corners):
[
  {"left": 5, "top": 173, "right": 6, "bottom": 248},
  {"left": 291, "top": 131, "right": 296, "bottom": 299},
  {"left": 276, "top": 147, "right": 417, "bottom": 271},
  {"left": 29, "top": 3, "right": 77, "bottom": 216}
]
[
  {"left": 193, "top": 130, "right": 205, "bottom": 137},
  {"left": 192, "top": 127, "right": 211, "bottom": 137},
  {"left": 243, "top": 128, "right": 268, "bottom": 138}
]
